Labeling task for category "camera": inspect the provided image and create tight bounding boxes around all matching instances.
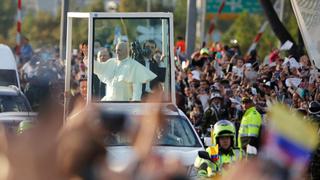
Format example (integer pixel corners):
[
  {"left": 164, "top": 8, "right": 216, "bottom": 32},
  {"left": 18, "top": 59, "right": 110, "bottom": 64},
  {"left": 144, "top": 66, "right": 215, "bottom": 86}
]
[
  {"left": 130, "top": 41, "right": 143, "bottom": 60},
  {"left": 142, "top": 47, "right": 152, "bottom": 57},
  {"left": 130, "top": 41, "right": 152, "bottom": 61}
]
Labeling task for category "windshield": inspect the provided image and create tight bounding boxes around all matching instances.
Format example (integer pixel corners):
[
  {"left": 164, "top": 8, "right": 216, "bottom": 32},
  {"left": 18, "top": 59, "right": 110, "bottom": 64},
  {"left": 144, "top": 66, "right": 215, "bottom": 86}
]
[
  {"left": 107, "top": 115, "right": 202, "bottom": 147},
  {"left": 0, "top": 95, "right": 30, "bottom": 112},
  {"left": 0, "top": 70, "right": 18, "bottom": 87}
]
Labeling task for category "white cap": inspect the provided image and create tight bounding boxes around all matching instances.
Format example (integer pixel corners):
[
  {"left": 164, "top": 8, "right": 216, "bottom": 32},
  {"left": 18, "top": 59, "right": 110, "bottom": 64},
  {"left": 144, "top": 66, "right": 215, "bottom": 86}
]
[
  {"left": 210, "top": 93, "right": 223, "bottom": 100},
  {"left": 244, "top": 63, "right": 252, "bottom": 68}
]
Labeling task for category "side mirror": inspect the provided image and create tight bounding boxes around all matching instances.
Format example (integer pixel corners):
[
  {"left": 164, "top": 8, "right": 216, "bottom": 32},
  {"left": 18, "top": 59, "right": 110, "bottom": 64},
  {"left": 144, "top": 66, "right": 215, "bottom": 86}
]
[{"left": 198, "top": 151, "right": 211, "bottom": 161}]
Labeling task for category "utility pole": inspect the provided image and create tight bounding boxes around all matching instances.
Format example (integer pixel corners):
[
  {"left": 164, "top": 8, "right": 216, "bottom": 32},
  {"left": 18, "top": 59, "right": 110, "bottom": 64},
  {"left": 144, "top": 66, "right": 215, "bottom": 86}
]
[
  {"left": 186, "top": 0, "right": 197, "bottom": 58},
  {"left": 59, "top": 0, "right": 69, "bottom": 61},
  {"left": 200, "top": 0, "right": 206, "bottom": 46},
  {"left": 147, "top": 0, "right": 151, "bottom": 12}
]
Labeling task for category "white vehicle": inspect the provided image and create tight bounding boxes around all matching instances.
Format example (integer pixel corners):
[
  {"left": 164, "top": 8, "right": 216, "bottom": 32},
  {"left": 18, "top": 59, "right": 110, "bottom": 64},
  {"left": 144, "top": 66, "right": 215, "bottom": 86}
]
[
  {"left": 103, "top": 104, "right": 203, "bottom": 176},
  {"left": 64, "top": 12, "right": 204, "bottom": 177},
  {"left": 0, "top": 44, "right": 20, "bottom": 89},
  {"left": 0, "top": 85, "right": 36, "bottom": 133}
]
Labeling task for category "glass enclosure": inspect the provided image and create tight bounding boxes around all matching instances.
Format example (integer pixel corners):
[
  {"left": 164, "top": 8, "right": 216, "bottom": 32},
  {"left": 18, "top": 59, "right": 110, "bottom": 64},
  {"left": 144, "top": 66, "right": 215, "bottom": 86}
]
[{"left": 91, "top": 17, "right": 172, "bottom": 102}]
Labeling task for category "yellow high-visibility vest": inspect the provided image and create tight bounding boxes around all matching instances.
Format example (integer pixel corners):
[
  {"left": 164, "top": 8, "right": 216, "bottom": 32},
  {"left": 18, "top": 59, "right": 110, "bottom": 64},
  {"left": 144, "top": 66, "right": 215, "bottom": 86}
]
[{"left": 238, "top": 107, "right": 262, "bottom": 148}]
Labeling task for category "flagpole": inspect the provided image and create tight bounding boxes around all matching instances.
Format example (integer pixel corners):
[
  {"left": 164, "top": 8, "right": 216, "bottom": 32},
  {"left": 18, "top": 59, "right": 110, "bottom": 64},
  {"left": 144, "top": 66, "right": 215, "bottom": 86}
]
[
  {"left": 16, "top": 0, "right": 22, "bottom": 63},
  {"left": 59, "top": 0, "right": 69, "bottom": 61}
]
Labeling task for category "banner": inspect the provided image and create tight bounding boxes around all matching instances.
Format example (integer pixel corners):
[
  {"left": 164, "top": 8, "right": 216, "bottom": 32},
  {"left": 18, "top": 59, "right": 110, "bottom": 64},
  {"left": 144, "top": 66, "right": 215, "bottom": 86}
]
[{"left": 291, "top": 0, "right": 320, "bottom": 69}]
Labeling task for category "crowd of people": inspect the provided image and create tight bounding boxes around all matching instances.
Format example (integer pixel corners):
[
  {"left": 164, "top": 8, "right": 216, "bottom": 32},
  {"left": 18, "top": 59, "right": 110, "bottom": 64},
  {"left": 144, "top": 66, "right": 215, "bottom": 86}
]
[
  {"left": 17, "top": 36, "right": 65, "bottom": 110},
  {"left": 174, "top": 40, "right": 320, "bottom": 179},
  {"left": 175, "top": 41, "right": 320, "bottom": 129}
]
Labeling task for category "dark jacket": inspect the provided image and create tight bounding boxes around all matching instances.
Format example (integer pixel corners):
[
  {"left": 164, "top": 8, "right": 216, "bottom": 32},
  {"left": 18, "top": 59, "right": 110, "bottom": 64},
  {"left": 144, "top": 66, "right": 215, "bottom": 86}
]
[
  {"left": 139, "top": 59, "right": 166, "bottom": 96},
  {"left": 92, "top": 74, "right": 105, "bottom": 99},
  {"left": 201, "top": 105, "right": 228, "bottom": 134}
]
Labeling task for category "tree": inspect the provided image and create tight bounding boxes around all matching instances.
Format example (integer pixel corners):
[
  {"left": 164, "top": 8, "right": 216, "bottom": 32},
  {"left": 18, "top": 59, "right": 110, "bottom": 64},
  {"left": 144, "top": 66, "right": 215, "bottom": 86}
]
[
  {"left": 0, "top": 0, "right": 16, "bottom": 40},
  {"left": 173, "top": 0, "right": 187, "bottom": 40},
  {"left": 119, "top": 0, "right": 147, "bottom": 12},
  {"left": 9, "top": 11, "right": 61, "bottom": 48},
  {"left": 119, "top": 0, "right": 186, "bottom": 41},
  {"left": 259, "top": 0, "right": 300, "bottom": 58},
  {"left": 222, "top": 12, "right": 278, "bottom": 58}
]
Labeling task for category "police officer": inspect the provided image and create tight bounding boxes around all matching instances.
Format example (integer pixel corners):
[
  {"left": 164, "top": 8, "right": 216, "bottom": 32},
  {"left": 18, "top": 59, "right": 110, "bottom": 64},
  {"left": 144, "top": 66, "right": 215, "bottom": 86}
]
[
  {"left": 195, "top": 120, "right": 242, "bottom": 177},
  {"left": 238, "top": 97, "right": 262, "bottom": 155},
  {"left": 202, "top": 92, "right": 228, "bottom": 135}
]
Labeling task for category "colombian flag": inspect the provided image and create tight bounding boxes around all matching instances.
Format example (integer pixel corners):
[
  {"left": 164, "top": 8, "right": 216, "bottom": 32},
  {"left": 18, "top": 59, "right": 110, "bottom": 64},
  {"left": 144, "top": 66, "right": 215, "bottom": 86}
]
[
  {"left": 266, "top": 104, "right": 319, "bottom": 166},
  {"left": 210, "top": 144, "right": 219, "bottom": 162}
]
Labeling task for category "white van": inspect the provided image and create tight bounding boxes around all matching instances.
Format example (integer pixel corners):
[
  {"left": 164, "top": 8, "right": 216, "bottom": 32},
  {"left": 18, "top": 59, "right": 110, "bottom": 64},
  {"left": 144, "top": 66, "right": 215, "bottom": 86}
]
[{"left": 0, "top": 44, "right": 20, "bottom": 89}]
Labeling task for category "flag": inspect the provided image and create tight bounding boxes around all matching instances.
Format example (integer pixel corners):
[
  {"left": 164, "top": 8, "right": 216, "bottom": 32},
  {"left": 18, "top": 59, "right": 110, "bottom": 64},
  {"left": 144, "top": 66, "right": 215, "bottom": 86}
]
[
  {"left": 209, "top": 144, "right": 219, "bottom": 162},
  {"left": 265, "top": 103, "right": 319, "bottom": 166}
]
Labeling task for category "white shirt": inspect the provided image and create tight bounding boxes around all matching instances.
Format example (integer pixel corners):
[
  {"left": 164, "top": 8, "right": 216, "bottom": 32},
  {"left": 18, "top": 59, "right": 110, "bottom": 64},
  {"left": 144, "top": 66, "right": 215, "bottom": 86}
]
[
  {"left": 232, "top": 66, "right": 243, "bottom": 77},
  {"left": 94, "top": 57, "right": 157, "bottom": 101},
  {"left": 198, "top": 94, "right": 210, "bottom": 111},
  {"left": 22, "top": 62, "right": 37, "bottom": 79}
]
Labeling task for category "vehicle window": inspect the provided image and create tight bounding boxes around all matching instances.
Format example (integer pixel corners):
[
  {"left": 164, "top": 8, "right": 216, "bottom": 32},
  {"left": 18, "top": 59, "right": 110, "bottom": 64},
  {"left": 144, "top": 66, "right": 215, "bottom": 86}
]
[
  {"left": 0, "top": 70, "right": 18, "bottom": 87},
  {"left": 92, "top": 17, "right": 171, "bottom": 103},
  {"left": 106, "top": 115, "right": 202, "bottom": 147},
  {"left": 0, "top": 95, "right": 29, "bottom": 112}
]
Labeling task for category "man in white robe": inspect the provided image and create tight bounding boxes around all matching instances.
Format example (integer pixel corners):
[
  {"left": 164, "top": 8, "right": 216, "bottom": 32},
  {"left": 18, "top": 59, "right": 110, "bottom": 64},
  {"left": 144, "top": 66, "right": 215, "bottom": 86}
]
[{"left": 92, "top": 42, "right": 157, "bottom": 101}]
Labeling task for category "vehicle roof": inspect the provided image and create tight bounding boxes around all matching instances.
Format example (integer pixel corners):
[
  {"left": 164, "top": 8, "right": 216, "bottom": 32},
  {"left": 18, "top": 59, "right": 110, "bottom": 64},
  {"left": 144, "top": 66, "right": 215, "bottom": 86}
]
[
  {"left": 0, "top": 44, "right": 17, "bottom": 70},
  {"left": 0, "top": 86, "right": 20, "bottom": 96}
]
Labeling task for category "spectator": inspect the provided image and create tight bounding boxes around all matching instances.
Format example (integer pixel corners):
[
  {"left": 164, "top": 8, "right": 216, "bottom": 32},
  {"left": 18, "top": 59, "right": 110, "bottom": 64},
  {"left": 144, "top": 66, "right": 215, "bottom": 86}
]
[
  {"left": 138, "top": 39, "right": 166, "bottom": 98},
  {"left": 92, "top": 48, "right": 112, "bottom": 99},
  {"left": 20, "top": 36, "right": 33, "bottom": 64},
  {"left": 238, "top": 97, "right": 262, "bottom": 154},
  {"left": 201, "top": 92, "right": 227, "bottom": 134},
  {"left": 175, "top": 36, "right": 186, "bottom": 54},
  {"left": 68, "top": 76, "right": 87, "bottom": 116}
]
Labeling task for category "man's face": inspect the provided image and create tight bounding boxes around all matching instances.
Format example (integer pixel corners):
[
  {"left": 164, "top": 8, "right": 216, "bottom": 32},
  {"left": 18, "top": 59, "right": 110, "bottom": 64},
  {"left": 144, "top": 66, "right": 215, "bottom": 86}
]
[
  {"left": 236, "top": 59, "right": 244, "bottom": 67},
  {"left": 200, "top": 81, "right": 209, "bottom": 89},
  {"left": 242, "top": 102, "right": 251, "bottom": 110},
  {"left": 115, "top": 43, "right": 128, "bottom": 60},
  {"left": 98, "top": 51, "right": 110, "bottom": 62},
  {"left": 212, "top": 98, "right": 221, "bottom": 106},
  {"left": 79, "top": 80, "right": 87, "bottom": 99},
  {"left": 184, "top": 88, "right": 191, "bottom": 97},
  {"left": 144, "top": 42, "right": 156, "bottom": 56},
  {"left": 218, "top": 136, "right": 232, "bottom": 150}
]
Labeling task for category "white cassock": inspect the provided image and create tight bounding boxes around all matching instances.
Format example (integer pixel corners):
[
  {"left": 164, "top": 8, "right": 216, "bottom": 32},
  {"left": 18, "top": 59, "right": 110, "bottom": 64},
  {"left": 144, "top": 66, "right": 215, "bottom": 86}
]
[{"left": 94, "top": 57, "right": 157, "bottom": 101}]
